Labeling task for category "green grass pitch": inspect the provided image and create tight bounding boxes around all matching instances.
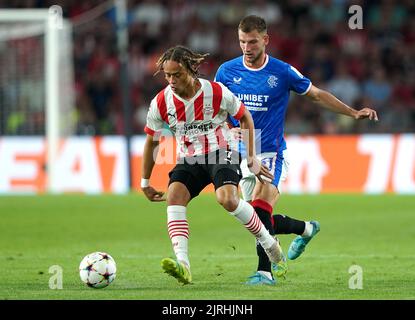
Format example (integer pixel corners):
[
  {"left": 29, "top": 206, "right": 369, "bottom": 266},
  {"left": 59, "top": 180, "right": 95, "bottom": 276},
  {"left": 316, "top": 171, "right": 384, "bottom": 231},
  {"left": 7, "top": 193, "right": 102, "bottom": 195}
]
[{"left": 1, "top": 193, "right": 414, "bottom": 300}]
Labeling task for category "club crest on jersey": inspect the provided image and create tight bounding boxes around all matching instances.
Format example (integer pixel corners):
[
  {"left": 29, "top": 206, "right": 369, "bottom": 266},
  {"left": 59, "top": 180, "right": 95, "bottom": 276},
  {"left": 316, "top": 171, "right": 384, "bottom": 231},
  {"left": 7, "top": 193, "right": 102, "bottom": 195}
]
[
  {"left": 233, "top": 77, "right": 242, "bottom": 84},
  {"left": 267, "top": 75, "right": 278, "bottom": 88},
  {"left": 203, "top": 104, "right": 214, "bottom": 115}
]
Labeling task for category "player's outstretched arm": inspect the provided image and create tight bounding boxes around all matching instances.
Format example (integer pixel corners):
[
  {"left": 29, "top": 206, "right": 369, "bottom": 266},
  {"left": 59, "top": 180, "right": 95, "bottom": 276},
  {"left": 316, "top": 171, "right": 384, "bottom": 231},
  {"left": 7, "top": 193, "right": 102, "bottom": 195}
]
[
  {"left": 141, "top": 134, "right": 165, "bottom": 202},
  {"left": 305, "top": 84, "right": 379, "bottom": 121}
]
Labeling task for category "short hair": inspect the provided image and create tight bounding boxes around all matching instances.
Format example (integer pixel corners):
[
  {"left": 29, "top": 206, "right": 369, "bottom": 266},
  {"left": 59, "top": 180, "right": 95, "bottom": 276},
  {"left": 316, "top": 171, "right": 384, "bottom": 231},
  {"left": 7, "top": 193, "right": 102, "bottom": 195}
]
[
  {"left": 155, "top": 45, "right": 209, "bottom": 78},
  {"left": 238, "top": 15, "right": 267, "bottom": 33}
]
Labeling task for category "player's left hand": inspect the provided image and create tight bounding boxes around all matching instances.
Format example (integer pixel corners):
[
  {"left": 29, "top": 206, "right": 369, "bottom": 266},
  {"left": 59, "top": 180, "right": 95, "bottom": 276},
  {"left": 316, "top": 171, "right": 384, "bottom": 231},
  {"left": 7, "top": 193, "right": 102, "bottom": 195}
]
[
  {"left": 247, "top": 157, "right": 274, "bottom": 184},
  {"left": 355, "top": 107, "right": 379, "bottom": 121}
]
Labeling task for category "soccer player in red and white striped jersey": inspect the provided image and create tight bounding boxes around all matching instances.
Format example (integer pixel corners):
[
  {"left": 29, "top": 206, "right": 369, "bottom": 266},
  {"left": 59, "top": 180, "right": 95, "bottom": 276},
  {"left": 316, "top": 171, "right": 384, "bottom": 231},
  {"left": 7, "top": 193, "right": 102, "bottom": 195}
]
[
  {"left": 141, "top": 45, "right": 284, "bottom": 284},
  {"left": 144, "top": 76, "right": 243, "bottom": 158}
]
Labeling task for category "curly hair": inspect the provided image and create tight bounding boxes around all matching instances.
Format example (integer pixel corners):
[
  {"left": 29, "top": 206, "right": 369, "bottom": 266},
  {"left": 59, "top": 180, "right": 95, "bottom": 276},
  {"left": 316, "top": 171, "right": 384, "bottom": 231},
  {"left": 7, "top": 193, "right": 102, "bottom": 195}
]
[{"left": 155, "top": 45, "right": 209, "bottom": 78}]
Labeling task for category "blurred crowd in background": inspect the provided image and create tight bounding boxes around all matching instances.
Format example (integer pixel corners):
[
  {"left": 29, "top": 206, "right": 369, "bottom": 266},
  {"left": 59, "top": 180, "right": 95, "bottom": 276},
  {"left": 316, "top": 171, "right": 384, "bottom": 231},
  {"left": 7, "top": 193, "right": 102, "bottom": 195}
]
[{"left": 1, "top": 0, "right": 415, "bottom": 135}]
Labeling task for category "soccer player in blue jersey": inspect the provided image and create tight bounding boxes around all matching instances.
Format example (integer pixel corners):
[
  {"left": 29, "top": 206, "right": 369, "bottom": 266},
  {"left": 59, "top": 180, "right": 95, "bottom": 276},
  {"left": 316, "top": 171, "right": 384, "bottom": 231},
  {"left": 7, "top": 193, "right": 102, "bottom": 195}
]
[{"left": 215, "top": 15, "right": 378, "bottom": 285}]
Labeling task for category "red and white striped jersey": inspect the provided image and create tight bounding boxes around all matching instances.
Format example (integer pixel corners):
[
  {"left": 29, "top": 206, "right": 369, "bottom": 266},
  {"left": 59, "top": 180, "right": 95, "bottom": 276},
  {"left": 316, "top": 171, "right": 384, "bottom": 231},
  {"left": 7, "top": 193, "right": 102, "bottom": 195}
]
[{"left": 144, "top": 78, "right": 245, "bottom": 158}]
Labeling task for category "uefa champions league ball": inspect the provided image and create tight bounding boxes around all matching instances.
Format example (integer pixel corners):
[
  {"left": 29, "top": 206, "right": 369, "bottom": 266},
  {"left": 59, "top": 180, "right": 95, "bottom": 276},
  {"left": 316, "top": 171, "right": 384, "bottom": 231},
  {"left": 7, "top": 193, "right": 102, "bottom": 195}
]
[{"left": 79, "top": 252, "right": 116, "bottom": 288}]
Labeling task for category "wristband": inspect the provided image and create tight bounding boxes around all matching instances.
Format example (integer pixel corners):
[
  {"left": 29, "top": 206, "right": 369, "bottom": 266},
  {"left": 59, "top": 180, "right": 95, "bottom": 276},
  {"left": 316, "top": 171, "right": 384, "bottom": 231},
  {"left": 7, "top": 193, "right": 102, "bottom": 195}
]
[{"left": 141, "top": 178, "right": 149, "bottom": 188}]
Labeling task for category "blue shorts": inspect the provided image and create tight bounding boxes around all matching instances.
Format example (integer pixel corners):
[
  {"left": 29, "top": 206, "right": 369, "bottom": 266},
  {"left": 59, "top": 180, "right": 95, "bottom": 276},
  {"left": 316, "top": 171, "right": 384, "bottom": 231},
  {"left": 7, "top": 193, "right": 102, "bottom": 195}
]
[{"left": 239, "top": 151, "right": 289, "bottom": 201}]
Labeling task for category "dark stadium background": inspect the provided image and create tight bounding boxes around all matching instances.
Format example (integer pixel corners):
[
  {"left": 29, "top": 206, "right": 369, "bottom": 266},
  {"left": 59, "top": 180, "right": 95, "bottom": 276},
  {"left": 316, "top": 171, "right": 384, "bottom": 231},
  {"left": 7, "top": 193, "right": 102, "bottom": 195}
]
[{"left": 1, "top": 0, "right": 414, "bottom": 136}]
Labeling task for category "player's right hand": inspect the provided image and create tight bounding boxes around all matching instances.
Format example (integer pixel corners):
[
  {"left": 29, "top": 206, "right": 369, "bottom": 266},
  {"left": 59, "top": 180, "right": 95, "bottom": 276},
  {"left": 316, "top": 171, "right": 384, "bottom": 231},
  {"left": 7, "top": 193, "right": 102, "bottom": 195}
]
[
  {"left": 142, "top": 186, "right": 166, "bottom": 202},
  {"left": 247, "top": 157, "right": 274, "bottom": 184},
  {"left": 355, "top": 107, "right": 379, "bottom": 121}
]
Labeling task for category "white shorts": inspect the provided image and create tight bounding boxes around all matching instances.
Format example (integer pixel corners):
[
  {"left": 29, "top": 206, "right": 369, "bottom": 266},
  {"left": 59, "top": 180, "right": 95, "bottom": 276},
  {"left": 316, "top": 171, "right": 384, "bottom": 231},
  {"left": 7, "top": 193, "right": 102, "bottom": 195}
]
[{"left": 239, "top": 150, "right": 289, "bottom": 202}]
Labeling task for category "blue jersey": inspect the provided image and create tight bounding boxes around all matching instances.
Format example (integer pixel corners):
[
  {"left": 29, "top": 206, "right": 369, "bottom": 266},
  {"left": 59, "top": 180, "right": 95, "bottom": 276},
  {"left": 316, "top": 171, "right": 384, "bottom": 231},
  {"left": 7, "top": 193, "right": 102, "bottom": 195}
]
[{"left": 215, "top": 55, "right": 311, "bottom": 155}]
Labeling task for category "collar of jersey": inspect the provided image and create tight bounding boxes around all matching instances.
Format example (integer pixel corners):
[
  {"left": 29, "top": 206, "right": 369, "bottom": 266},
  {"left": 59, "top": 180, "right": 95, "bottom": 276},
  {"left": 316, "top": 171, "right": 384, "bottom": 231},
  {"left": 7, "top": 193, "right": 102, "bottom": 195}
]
[
  {"left": 242, "top": 54, "right": 269, "bottom": 71},
  {"left": 169, "top": 78, "right": 205, "bottom": 103}
]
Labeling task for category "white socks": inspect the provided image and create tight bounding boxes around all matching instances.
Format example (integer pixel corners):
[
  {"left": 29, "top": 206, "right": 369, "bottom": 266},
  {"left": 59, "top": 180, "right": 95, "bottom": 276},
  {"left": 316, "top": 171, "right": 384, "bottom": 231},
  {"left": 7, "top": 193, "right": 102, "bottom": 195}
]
[
  {"left": 258, "top": 270, "right": 273, "bottom": 280},
  {"left": 229, "top": 199, "right": 276, "bottom": 250},
  {"left": 302, "top": 221, "right": 313, "bottom": 237},
  {"left": 167, "top": 205, "right": 190, "bottom": 267},
  {"left": 167, "top": 201, "right": 277, "bottom": 267}
]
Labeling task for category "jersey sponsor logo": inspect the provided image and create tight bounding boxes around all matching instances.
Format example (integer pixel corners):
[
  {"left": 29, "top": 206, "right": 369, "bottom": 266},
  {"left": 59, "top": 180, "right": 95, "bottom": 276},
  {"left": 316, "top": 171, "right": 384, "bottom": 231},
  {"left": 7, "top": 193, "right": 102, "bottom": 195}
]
[
  {"left": 233, "top": 77, "right": 242, "bottom": 84},
  {"left": 236, "top": 93, "right": 269, "bottom": 103},
  {"left": 244, "top": 101, "right": 266, "bottom": 107},
  {"left": 236, "top": 93, "right": 270, "bottom": 111},
  {"left": 267, "top": 75, "right": 278, "bottom": 88},
  {"left": 177, "top": 121, "right": 213, "bottom": 136},
  {"left": 246, "top": 106, "right": 268, "bottom": 111}
]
